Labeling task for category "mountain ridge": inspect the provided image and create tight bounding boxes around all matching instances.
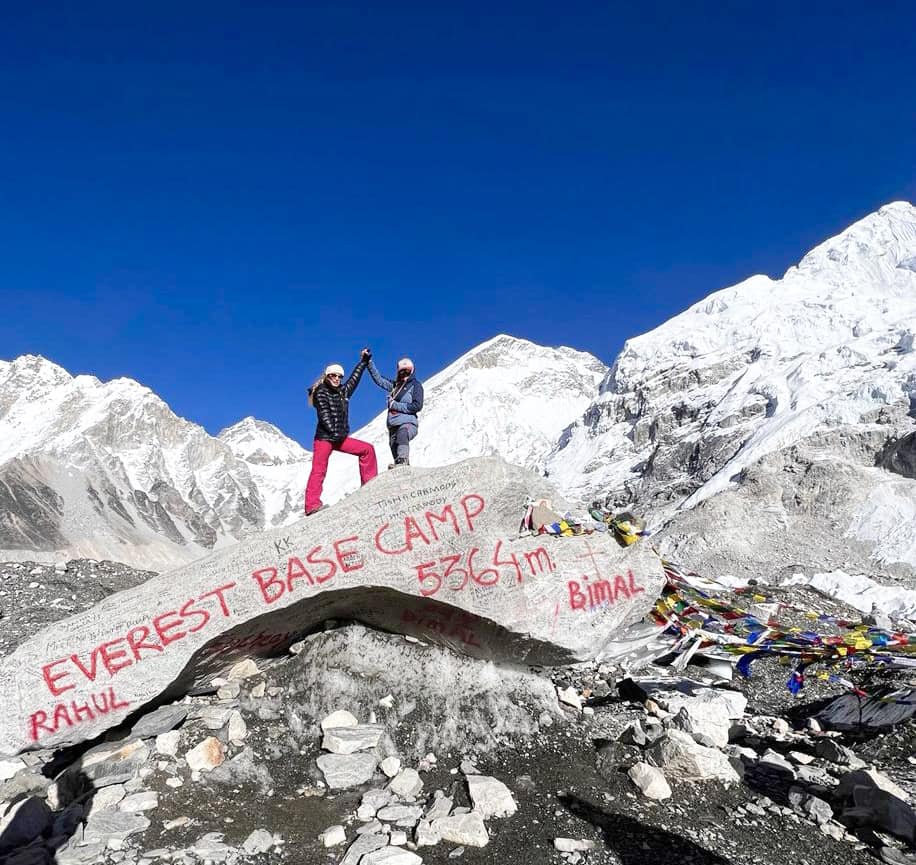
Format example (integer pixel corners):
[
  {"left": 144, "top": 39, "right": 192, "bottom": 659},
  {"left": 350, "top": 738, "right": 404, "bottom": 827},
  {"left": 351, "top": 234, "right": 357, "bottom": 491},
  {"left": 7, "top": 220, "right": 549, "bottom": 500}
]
[{"left": 0, "top": 336, "right": 606, "bottom": 567}]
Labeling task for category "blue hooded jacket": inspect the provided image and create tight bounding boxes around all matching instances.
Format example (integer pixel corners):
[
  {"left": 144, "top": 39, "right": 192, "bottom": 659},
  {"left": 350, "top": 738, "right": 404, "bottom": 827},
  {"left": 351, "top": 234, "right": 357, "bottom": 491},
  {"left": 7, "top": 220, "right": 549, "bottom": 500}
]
[{"left": 368, "top": 359, "right": 424, "bottom": 429}]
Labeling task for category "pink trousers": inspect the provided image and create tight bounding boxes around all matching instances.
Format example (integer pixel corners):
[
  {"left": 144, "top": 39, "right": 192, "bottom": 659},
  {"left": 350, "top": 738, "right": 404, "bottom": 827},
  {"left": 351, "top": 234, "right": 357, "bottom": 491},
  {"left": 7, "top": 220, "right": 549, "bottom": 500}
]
[{"left": 305, "top": 437, "right": 378, "bottom": 513}]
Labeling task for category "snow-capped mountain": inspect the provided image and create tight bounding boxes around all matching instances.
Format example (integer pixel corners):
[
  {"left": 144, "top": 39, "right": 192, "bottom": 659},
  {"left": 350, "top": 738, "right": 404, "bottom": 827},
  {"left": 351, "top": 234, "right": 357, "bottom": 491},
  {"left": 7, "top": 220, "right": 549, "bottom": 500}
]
[
  {"left": 547, "top": 201, "right": 916, "bottom": 580},
  {"left": 5, "top": 203, "right": 915, "bottom": 581},
  {"left": 0, "top": 337, "right": 606, "bottom": 568},
  {"left": 0, "top": 356, "right": 267, "bottom": 568}
]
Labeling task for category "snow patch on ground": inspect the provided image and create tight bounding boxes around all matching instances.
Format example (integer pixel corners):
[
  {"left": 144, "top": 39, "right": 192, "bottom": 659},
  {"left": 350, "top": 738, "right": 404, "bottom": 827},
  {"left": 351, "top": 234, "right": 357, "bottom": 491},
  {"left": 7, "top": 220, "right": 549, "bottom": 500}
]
[{"left": 782, "top": 570, "right": 916, "bottom": 619}]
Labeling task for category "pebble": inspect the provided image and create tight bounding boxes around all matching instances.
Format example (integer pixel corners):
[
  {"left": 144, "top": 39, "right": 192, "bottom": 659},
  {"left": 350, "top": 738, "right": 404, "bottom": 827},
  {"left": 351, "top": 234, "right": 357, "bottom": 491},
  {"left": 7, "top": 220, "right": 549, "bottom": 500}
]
[
  {"left": 554, "top": 838, "right": 598, "bottom": 852},
  {"left": 381, "top": 756, "right": 402, "bottom": 778},
  {"left": 321, "top": 709, "right": 359, "bottom": 731},
  {"left": 242, "top": 828, "right": 275, "bottom": 854},
  {"left": 388, "top": 768, "right": 424, "bottom": 798},
  {"left": 185, "top": 737, "right": 225, "bottom": 773},
  {"left": 320, "top": 825, "right": 347, "bottom": 847}
]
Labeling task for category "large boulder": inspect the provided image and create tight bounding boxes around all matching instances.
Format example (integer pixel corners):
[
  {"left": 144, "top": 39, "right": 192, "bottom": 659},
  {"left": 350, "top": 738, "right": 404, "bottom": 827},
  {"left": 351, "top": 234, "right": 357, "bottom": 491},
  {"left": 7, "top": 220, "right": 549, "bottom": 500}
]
[{"left": 0, "top": 457, "right": 662, "bottom": 754}]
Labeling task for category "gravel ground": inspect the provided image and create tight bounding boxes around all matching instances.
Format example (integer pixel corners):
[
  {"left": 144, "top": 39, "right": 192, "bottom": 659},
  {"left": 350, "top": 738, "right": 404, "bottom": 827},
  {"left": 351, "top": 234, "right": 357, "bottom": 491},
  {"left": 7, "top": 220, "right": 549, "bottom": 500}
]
[
  {"left": 0, "top": 559, "right": 156, "bottom": 658},
  {"left": 1, "top": 560, "right": 914, "bottom": 865}
]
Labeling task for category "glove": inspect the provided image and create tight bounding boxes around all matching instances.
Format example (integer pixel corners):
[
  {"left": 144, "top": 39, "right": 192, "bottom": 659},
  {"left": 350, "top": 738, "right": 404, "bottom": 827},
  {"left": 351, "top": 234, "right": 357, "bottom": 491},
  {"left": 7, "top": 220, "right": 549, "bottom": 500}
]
[{"left": 361, "top": 347, "right": 372, "bottom": 361}]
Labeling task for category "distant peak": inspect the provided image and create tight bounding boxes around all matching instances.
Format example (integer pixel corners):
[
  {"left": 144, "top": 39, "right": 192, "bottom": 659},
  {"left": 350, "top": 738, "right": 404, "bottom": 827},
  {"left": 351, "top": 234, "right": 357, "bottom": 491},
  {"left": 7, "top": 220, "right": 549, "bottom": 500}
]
[
  {"left": 792, "top": 201, "right": 916, "bottom": 281},
  {"left": 219, "top": 416, "right": 284, "bottom": 438},
  {"left": 2, "top": 354, "right": 73, "bottom": 385},
  {"left": 218, "top": 415, "right": 307, "bottom": 465}
]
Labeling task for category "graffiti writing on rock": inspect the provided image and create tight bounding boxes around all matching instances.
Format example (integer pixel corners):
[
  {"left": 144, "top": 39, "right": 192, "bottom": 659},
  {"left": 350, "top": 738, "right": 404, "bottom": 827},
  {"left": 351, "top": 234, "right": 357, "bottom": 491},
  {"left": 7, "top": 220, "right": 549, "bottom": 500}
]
[
  {"left": 414, "top": 541, "right": 555, "bottom": 598},
  {"left": 29, "top": 687, "right": 131, "bottom": 743},
  {"left": 40, "top": 583, "right": 237, "bottom": 698},
  {"left": 568, "top": 570, "right": 645, "bottom": 611},
  {"left": 252, "top": 536, "right": 364, "bottom": 604},
  {"left": 401, "top": 605, "right": 482, "bottom": 647},
  {"left": 374, "top": 495, "right": 484, "bottom": 555}
]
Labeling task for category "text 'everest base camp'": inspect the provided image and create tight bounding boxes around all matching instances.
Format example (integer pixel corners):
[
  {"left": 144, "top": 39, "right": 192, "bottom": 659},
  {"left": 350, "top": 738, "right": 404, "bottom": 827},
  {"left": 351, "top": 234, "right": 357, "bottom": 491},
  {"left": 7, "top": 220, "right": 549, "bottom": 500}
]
[{"left": 1, "top": 202, "right": 916, "bottom": 865}]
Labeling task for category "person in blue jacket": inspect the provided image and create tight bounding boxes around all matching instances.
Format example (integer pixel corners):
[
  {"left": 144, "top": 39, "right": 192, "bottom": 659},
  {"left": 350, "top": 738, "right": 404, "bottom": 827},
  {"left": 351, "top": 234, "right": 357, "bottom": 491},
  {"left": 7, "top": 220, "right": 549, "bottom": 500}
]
[{"left": 365, "top": 349, "right": 425, "bottom": 468}]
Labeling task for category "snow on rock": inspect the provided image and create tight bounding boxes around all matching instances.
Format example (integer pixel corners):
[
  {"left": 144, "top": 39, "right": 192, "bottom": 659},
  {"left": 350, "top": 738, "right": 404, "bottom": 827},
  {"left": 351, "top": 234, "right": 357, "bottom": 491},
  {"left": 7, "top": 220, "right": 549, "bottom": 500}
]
[{"left": 6, "top": 203, "right": 916, "bottom": 586}]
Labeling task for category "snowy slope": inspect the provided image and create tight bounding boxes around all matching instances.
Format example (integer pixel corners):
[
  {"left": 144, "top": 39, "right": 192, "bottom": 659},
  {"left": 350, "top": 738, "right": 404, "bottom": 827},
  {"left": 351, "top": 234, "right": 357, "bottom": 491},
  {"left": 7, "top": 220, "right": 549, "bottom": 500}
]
[
  {"left": 0, "top": 337, "right": 606, "bottom": 568},
  {"left": 547, "top": 201, "right": 916, "bottom": 578}
]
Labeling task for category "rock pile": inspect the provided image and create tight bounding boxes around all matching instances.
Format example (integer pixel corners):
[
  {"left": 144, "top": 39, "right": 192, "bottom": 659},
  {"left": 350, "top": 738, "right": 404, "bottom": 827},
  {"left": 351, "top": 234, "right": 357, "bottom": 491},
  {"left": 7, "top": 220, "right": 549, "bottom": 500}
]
[
  {"left": 312, "top": 706, "right": 518, "bottom": 861},
  {"left": 584, "top": 674, "right": 916, "bottom": 858}
]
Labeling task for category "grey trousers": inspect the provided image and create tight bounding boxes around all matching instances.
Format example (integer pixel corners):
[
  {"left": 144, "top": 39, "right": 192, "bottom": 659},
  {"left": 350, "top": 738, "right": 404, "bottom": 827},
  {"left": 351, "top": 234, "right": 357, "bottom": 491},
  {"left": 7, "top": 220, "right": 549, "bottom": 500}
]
[{"left": 388, "top": 424, "right": 417, "bottom": 462}]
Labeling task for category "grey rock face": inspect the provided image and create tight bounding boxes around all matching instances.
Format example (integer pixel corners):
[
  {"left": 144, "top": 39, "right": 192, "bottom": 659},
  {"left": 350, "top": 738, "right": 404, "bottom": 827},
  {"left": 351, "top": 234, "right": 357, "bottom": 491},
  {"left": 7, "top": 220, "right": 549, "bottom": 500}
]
[
  {"left": 1, "top": 457, "right": 660, "bottom": 753},
  {"left": 317, "top": 753, "right": 379, "bottom": 789},
  {"left": 322, "top": 724, "right": 386, "bottom": 755},
  {"left": 466, "top": 774, "right": 517, "bottom": 818},
  {"left": 0, "top": 459, "right": 66, "bottom": 551},
  {"left": 432, "top": 811, "right": 489, "bottom": 847},
  {"left": 129, "top": 704, "right": 189, "bottom": 738},
  {"left": 646, "top": 729, "right": 741, "bottom": 784}
]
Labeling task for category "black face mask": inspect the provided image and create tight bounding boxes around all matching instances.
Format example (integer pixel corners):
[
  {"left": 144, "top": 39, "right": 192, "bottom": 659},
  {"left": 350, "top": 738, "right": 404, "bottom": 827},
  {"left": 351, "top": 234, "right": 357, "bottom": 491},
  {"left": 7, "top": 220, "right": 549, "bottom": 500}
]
[{"left": 397, "top": 370, "right": 411, "bottom": 379}]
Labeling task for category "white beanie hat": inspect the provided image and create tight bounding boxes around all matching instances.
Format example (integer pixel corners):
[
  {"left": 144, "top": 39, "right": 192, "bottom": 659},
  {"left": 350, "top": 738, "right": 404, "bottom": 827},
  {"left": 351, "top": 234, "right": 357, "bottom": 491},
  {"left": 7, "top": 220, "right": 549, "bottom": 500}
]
[
  {"left": 397, "top": 357, "right": 414, "bottom": 372},
  {"left": 324, "top": 363, "right": 344, "bottom": 376}
]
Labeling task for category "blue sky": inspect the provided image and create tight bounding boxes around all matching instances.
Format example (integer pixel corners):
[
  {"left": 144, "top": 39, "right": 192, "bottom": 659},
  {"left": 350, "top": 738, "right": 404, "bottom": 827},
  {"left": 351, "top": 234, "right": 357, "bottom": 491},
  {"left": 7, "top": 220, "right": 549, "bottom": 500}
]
[{"left": 2, "top": 2, "right": 914, "bottom": 442}]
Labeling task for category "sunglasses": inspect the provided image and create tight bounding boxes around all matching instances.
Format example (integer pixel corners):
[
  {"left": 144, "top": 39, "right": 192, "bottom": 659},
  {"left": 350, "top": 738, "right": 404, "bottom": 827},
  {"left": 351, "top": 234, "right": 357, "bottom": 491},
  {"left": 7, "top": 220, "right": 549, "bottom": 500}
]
[{"left": 327, "top": 373, "right": 342, "bottom": 379}]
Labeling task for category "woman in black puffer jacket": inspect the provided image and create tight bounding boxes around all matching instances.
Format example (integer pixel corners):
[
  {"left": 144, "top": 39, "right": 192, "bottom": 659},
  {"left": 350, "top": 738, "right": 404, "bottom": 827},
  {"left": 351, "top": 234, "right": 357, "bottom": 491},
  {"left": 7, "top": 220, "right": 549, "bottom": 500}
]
[{"left": 304, "top": 350, "right": 377, "bottom": 515}]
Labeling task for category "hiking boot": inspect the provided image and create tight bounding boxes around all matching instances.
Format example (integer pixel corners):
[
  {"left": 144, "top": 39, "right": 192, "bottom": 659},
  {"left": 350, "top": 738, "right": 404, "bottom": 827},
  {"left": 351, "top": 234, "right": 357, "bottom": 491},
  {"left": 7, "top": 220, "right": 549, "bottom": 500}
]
[{"left": 305, "top": 504, "right": 328, "bottom": 516}]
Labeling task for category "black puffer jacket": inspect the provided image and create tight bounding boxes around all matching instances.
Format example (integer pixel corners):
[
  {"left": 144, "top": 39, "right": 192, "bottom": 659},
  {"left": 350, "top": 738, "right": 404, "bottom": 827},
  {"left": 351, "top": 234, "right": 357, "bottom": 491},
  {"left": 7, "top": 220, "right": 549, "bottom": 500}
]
[{"left": 308, "top": 360, "right": 367, "bottom": 442}]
